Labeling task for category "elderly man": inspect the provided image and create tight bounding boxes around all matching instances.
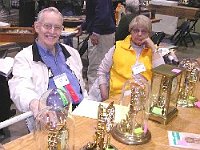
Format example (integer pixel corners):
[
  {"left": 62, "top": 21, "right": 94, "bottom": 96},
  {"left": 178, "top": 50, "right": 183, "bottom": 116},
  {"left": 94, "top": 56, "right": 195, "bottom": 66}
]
[{"left": 8, "top": 7, "right": 88, "bottom": 130}]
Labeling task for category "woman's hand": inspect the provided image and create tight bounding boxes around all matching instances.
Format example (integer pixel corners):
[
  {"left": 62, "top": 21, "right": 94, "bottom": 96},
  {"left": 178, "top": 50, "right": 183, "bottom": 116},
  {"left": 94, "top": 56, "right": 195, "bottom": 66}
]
[
  {"left": 143, "top": 37, "right": 157, "bottom": 51},
  {"left": 99, "top": 84, "right": 109, "bottom": 101}
]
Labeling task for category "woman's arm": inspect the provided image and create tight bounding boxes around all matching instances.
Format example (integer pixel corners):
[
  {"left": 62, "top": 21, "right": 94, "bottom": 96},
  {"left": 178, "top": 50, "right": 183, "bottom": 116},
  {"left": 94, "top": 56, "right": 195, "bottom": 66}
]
[
  {"left": 143, "top": 37, "right": 165, "bottom": 68},
  {"left": 97, "top": 46, "right": 115, "bottom": 100}
]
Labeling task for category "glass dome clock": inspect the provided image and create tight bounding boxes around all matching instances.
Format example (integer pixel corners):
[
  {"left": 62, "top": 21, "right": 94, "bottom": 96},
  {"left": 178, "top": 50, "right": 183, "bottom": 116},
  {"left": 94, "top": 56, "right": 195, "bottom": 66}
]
[{"left": 34, "top": 88, "right": 75, "bottom": 150}]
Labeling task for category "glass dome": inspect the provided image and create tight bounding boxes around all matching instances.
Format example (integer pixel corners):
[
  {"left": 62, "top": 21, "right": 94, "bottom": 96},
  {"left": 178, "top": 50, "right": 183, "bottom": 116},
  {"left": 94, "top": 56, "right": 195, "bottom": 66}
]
[
  {"left": 34, "top": 88, "right": 75, "bottom": 150},
  {"left": 112, "top": 75, "right": 151, "bottom": 145},
  {"left": 177, "top": 58, "right": 200, "bottom": 107},
  {"left": 0, "top": 144, "right": 5, "bottom": 150},
  {"left": 38, "top": 88, "right": 72, "bottom": 112}
]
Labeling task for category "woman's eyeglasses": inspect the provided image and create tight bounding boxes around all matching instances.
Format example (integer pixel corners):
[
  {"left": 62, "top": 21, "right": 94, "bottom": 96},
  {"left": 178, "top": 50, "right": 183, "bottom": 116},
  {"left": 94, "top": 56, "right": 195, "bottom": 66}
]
[{"left": 131, "top": 28, "right": 148, "bottom": 35}]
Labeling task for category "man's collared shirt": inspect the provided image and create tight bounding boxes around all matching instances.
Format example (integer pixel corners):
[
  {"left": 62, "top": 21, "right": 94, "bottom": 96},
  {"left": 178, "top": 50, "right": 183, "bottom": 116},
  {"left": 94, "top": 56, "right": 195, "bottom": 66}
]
[{"left": 37, "top": 42, "right": 83, "bottom": 103}]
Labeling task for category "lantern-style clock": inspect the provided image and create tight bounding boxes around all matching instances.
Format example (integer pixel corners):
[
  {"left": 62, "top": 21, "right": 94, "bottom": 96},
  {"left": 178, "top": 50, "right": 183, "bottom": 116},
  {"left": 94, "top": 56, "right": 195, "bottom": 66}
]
[{"left": 149, "top": 64, "right": 185, "bottom": 125}]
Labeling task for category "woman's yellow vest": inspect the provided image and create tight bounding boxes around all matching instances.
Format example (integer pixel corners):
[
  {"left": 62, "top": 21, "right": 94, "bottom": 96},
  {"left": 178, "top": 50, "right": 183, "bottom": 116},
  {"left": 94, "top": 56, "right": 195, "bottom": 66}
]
[{"left": 109, "top": 35, "right": 152, "bottom": 97}]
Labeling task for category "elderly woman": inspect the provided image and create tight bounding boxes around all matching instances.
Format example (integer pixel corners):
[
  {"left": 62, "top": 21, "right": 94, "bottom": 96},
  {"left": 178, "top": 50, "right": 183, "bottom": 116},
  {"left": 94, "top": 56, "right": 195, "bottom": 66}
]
[{"left": 89, "top": 15, "right": 165, "bottom": 101}]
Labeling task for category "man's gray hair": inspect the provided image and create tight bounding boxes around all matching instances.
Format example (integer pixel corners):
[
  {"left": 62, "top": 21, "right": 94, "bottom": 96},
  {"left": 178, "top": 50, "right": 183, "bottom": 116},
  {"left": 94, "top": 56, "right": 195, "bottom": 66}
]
[
  {"left": 126, "top": 0, "right": 140, "bottom": 13},
  {"left": 36, "top": 7, "right": 63, "bottom": 23}
]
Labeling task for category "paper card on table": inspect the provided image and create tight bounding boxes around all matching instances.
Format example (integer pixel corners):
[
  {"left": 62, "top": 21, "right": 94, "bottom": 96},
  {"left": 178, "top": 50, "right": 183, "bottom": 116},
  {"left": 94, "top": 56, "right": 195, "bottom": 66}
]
[
  {"left": 168, "top": 131, "right": 200, "bottom": 150},
  {"left": 0, "top": 21, "right": 10, "bottom": 27},
  {"left": 152, "top": 106, "right": 162, "bottom": 115},
  {"left": 61, "top": 28, "right": 78, "bottom": 37},
  {"left": 72, "top": 99, "right": 129, "bottom": 123},
  {"left": 0, "top": 57, "right": 14, "bottom": 77}
]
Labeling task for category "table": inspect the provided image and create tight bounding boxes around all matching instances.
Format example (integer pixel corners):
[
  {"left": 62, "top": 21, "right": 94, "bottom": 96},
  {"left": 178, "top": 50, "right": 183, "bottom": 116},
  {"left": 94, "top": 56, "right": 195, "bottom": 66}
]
[
  {"left": 148, "top": 4, "right": 200, "bottom": 35},
  {"left": 0, "top": 42, "right": 19, "bottom": 58},
  {"left": 0, "top": 42, "right": 16, "bottom": 49},
  {"left": 3, "top": 96, "right": 200, "bottom": 150},
  {"left": 0, "top": 27, "right": 35, "bottom": 43},
  {"left": 63, "top": 16, "right": 85, "bottom": 28},
  {"left": 148, "top": 4, "right": 200, "bottom": 20},
  {"left": 61, "top": 27, "right": 87, "bottom": 50},
  {"left": 62, "top": 16, "right": 85, "bottom": 49}
]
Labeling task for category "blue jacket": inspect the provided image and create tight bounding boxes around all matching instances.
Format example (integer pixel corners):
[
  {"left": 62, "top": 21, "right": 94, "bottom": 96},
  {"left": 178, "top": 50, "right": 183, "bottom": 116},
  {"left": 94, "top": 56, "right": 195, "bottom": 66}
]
[{"left": 81, "top": 0, "right": 116, "bottom": 35}]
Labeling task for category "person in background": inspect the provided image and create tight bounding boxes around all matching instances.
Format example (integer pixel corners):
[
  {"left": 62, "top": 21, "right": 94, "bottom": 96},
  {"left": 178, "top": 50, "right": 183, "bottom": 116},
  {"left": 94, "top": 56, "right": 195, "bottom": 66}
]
[
  {"left": 56, "top": 0, "right": 84, "bottom": 47},
  {"left": 8, "top": 7, "right": 87, "bottom": 130},
  {"left": 115, "top": 0, "right": 140, "bottom": 41},
  {"left": 89, "top": 15, "right": 165, "bottom": 101},
  {"left": 57, "top": 0, "right": 83, "bottom": 16},
  {"left": 76, "top": 0, "right": 116, "bottom": 90},
  {"left": 37, "top": 0, "right": 83, "bottom": 16},
  {"left": 115, "top": 3, "right": 125, "bottom": 27}
]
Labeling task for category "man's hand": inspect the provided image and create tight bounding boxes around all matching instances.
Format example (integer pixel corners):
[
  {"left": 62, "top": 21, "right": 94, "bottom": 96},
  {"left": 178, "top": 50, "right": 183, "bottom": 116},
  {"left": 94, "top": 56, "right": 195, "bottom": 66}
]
[
  {"left": 75, "top": 25, "right": 83, "bottom": 37},
  {"left": 30, "top": 99, "right": 61, "bottom": 126},
  {"left": 90, "top": 33, "right": 99, "bottom": 46},
  {"left": 29, "top": 99, "right": 40, "bottom": 117}
]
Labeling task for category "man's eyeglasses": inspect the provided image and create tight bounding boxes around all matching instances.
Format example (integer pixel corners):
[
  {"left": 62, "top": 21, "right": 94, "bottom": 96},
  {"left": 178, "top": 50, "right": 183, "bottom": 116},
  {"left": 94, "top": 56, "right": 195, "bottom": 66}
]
[
  {"left": 41, "top": 23, "right": 64, "bottom": 31},
  {"left": 131, "top": 28, "right": 148, "bottom": 35}
]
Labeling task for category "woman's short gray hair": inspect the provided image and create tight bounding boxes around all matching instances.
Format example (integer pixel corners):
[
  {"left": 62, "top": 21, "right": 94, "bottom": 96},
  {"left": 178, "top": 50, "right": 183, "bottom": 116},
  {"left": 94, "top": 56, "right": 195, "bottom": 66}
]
[
  {"left": 129, "top": 15, "right": 152, "bottom": 33},
  {"left": 36, "top": 7, "right": 63, "bottom": 23}
]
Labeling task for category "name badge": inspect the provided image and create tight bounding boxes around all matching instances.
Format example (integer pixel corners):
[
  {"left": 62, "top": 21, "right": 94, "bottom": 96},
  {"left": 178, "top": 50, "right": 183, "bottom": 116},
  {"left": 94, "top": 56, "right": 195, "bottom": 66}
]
[
  {"left": 53, "top": 73, "right": 69, "bottom": 88},
  {"left": 53, "top": 73, "right": 80, "bottom": 104},
  {"left": 132, "top": 63, "right": 146, "bottom": 75}
]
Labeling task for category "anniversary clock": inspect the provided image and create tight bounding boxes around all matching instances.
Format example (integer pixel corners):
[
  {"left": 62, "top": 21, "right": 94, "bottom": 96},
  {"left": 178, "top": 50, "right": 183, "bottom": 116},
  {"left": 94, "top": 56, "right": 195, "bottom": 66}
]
[{"left": 177, "top": 58, "right": 200, "bottom": 107}]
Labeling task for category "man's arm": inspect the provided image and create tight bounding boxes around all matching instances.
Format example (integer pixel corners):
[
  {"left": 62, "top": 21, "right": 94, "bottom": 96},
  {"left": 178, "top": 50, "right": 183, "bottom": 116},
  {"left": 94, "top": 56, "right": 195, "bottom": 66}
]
[
  {"left": 92, "top": 0, "right": 113, "bottom": 34},
  {"left": 8, "top": 50, "right": 41, "bottom": 113}
]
